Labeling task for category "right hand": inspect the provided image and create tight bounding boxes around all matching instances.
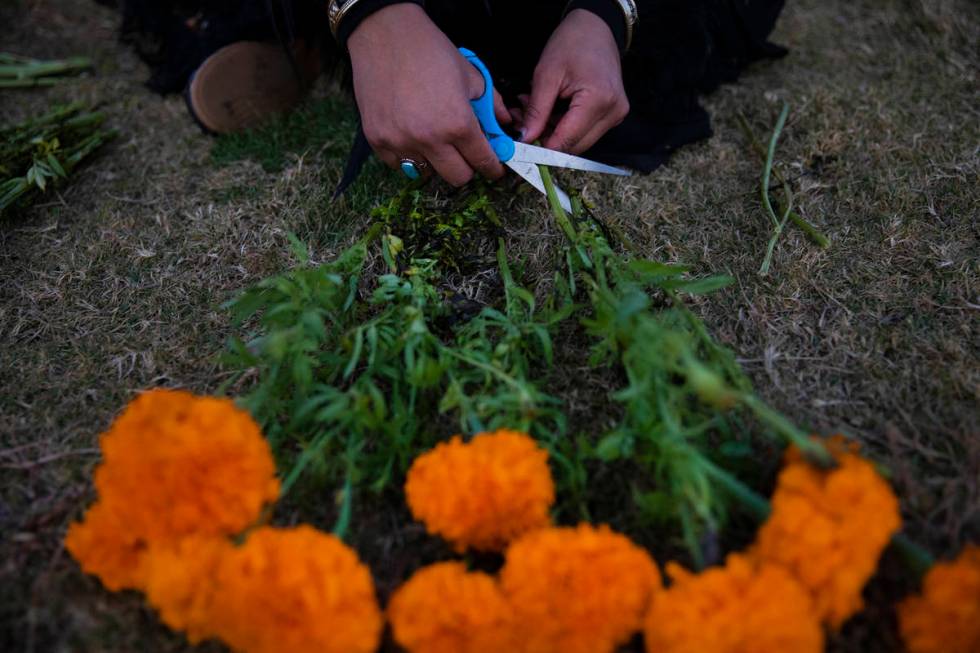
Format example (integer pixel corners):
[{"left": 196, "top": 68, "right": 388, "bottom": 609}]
[{"left": 347, "top": 4, "right": 512, "bottom": 186}]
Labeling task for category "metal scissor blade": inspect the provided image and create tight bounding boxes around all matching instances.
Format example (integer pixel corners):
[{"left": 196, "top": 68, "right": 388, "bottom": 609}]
[
  {"left": 506, "top": 160, "right": 572, "bottom": 213},
  {"left": 511, "top": 142, "right": 631, "bottom": 176}
]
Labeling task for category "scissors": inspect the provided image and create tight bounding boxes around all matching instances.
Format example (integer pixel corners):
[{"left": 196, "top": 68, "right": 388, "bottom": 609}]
[{"left": 402, "top": 48, "right": 631, "bottom": 212}]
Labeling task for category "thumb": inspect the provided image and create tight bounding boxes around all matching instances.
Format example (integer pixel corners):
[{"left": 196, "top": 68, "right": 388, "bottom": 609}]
[
  {"left": 521, "top": 70, "right": 561, "bottom": 143},
  {"left": 493, "top": 90, "right": 512, "bottom": 126}
]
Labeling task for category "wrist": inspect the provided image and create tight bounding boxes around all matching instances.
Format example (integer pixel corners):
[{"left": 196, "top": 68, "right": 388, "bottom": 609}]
[
  {"left": 560, "top": 8, "right": 620, "bottom": 59},
  {"left": 347, "top": 3, "right": 429, "bottom": 55},
  {"left": 333, "top": 0, "right": 426, "bottom": 51},
  {"left": 564, "top": 0, "right": 637, "bottom": 52}
]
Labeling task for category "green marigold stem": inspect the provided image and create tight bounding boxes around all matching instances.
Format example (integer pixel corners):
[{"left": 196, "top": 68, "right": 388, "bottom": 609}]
[
  {"left": 739, "top": 393, "right": 834, "bottom": 467},
  {"left": 538, "top": 163, "right": 592, "bottom": 269},
  {"left": 701, "top": 460, "right": 771, "bottom": 521},
  {"left": 332, "top": 471, "right": 354, "bottom": 541},
  {"left": 891, "top": 533, "right": 935, "bottom": 581}
]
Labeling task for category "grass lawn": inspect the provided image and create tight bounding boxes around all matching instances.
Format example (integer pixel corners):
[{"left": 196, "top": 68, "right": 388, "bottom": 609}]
[{"left": 1, "top": 0, "right": 977, "bottom": 651}]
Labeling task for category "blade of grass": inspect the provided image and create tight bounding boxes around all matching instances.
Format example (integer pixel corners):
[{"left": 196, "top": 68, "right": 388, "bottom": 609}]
[
  {"left": 758, "top": 103, "right": 794, "bottom": 276},
  {"left": 737, "top": 112, "right": 830, "bottom": 248}
]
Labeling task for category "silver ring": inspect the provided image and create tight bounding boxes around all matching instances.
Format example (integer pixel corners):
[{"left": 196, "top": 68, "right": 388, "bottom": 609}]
[{"left": 399, "top": 158, "right": 429, "bottom": 180}]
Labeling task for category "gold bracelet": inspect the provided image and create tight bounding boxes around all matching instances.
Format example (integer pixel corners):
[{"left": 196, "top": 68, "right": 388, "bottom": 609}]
[
  {"left": 612, "top": 0, "right": 638, "bottom": 52},
  {"left": 565, "top": 0, "right": 638, "bottom": 52},
  {"left": 327, "top": 0, "right": 365, "bottom": 38}
]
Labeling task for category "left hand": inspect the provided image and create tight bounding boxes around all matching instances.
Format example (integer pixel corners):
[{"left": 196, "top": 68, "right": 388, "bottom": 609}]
[{"left": 519, "top": 9, "right": 629, "bottom": 154}]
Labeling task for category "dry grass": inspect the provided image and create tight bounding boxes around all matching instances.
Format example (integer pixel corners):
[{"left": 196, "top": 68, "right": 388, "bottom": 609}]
[{"left": 1, "top": 0, "right": 978, "bottom": 651}]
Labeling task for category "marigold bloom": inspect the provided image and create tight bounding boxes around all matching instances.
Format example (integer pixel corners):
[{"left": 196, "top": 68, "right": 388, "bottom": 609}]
[
  {"left": 750, "top": 437, "right": 901, "bottom": 629},
  {"left": 644, "top": 554, "right": 824, "bottom": 653},
  {"left": 388, "top": 562, "right": 517, "bottom": 653},
  {"left": 209, "top": 525, "right": 382, "bottom": 653},
  {"left": 64, "top": 501, "right": 147, "bottom": 591},
  {"left": 898, "top": 545, "right": 980, "bottom": 653},
  {"left": 93, "top": 389, "right": 280, "bottom": 541},
  {"left": 65, "top": 389, "right": 280, "bottom": 590},
  {"left": 143, "top": 535, "right": 234, "bottom": 643},
  {"left": 500, "top": 524, "right": 661, "bottom": 653},
  {"left": 405, "top": 430, "right": 554, "bottom": 552}
]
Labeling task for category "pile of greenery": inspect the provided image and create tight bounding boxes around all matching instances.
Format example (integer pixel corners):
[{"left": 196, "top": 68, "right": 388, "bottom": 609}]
[
  {"left": 1, "top": 102, "right": 116, "bottom": 213},
  {"left": 224, "top": 155, "right": 845, "bottom": 566}
]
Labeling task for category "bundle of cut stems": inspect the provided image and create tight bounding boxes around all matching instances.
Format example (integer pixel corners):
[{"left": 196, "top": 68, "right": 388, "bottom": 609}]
[
  {"left": 1, "top": 102, "right": 116, "bottom": 212},
  {"left": 0, "top": 53, "right": 91, "bottom": 88}
]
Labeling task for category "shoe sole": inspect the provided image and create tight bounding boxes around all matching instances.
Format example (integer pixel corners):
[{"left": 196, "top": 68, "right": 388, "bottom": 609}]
[{"left": 186, "top": 41, "right": 320, "bottom": 135}]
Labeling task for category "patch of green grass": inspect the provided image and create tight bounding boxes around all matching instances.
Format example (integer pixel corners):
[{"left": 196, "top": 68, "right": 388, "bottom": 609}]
[{"left": 211, "top": 94, "right": 357, "bottom": 172}]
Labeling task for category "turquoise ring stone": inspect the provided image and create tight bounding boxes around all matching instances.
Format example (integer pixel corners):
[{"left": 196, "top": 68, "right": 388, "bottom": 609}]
[{"left": 399, "top": 158, "right": 427, "bottom": 180}]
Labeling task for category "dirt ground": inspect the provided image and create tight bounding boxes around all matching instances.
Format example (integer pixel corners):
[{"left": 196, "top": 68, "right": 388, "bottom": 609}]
[{"left": 1, "top": 0, "right": 977, "bottom": 651}]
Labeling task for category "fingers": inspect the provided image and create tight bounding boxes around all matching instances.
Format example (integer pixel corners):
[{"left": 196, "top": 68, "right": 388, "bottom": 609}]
[
  {"left": 374, "top": 148, "right": 400, "bottom": 170},
  {"left": 543, "top": 91, "right": 629, "bottom": 154},
  {"left": 367, "top": 108, "right": 505, "bottom": 185},
  {"left": 426, "top": 145, "right": 477, "bottom": 187},
  {"left": 521, "top": 68, "right": 562, "bottom": 144},
  {"left": 454, "top": 117, "right": 506, "bottom": 180},
  {"left": 493, "top": 90, "right": 512, "bottom": 126}
]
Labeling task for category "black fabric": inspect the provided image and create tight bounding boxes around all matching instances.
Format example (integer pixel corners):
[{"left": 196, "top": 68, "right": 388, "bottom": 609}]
[
  {"left": 334, "top": 0, "right": 627, "bottom": 52},
  {"left": 589, "top": 0, "right": 788, "bottom": 170}
]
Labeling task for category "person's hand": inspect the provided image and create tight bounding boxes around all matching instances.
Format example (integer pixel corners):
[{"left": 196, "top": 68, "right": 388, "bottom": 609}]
[
  {"left": 347, "top": 4, "right": 512, "bottom": 186},
  {"left": 520, "top": 9, "right": 629, "bottom": 154}
]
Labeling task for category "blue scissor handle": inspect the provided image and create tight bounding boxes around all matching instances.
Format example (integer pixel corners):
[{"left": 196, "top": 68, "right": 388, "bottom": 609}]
[{"left": 459, "top": 47, "right": 516, "bottom": 163}]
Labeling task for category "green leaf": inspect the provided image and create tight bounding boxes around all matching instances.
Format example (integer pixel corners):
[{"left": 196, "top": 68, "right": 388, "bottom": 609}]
[
  {"left": 633, "top": 490, "right": 677, "bottom": 524},
  {"left": 223, "top": 289, "right": 271, "bottom": 324},
  {"left": 662, "top": 275, "right": 735, "bottom": 295},
  {"left": 343, "top": 327, "right": 364, "bottom": 379},
  {"left": 718, "top": 440, "right": 752, "bottom": 458},
  {"left": 300, "top": 310, "right": 327, "bottom": 342},
  {"left": 510, "top": 286, "right": 536, "bottom": 312},
  {"left": 292, "top": 355, "right": 314, "bottom": 392},
  {"left": 285, "top": 232, "right": 309, "bottom": 264},
  {"left": 46, "top": 153, "right": 66, "bottom": 177},
  {"left": 595, "top": 432, "right": 626, "bottom": 461},
  {"left": 627, "top": 259, "right": 690, "bottom": 278},
  {"left": 315, "top": 398, "right": 351, "bottom": 424},
  {"left": 532, "top": 325, "right": 553, "bottom": 366}
]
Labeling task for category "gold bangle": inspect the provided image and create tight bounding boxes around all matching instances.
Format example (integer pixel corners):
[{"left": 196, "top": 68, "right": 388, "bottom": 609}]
[
  {"left": 327, "top": 0, "right": 365, "bottom": 38},
  {"left": 613, "top": 0, "right": 638, "bottom": 52}
]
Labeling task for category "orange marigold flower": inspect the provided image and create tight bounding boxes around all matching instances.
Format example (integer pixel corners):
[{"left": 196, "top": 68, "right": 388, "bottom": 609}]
[
  {"left": 388, "top": 562, "right": 517, "bottom": 653},
  {"left": 65, "top": 389, "right": 279, "bottom": 590},
  {"left": 93, "top": 389, "right": 280, "bottom": 542},
  {"left": 898, "top": 545, "right": 980, "bottom": 653},
  {"left": 500, "top": 524, "right": 661, "bottom": 653},
  {"left": 143, "top": 535, "right": 235, "bottom": 644},
  {"left": 750, "top": 437, "right": 901, "bottom": 629},
  {"left": 209, "top": 525, "right": 382, "bottom": 653},
  {"left": 644, "top": 554, "right": 824, "bottom": 653},
  {"left": 64, "top": 501, "right": 147, "bottom": 591},
  {"left": 405, "top": 430, "right": 554, "bottom": 552}
]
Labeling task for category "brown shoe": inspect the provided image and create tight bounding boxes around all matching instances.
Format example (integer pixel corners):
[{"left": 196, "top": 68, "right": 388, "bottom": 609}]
[{"left": 186, "top": 40, "right": 321, "bottom": 134}]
